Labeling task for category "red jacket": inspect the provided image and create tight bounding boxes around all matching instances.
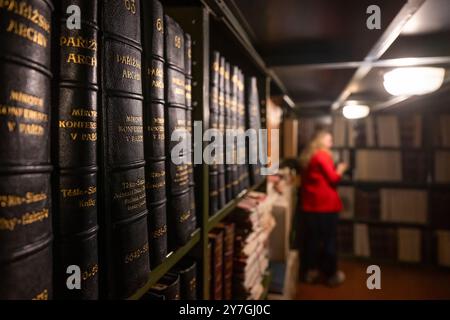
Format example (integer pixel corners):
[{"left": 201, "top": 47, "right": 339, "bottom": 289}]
[{"left": 301, "top": 149, "right": 342, "bottom": 213}]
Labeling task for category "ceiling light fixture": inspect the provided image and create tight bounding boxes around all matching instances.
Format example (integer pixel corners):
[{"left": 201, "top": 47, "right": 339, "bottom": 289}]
[
  {"left": 283, "top": 95, "right": 295, "bottom": 108},
  {"left": 383, "top": 67, "right": 445, "bottom": 96},
  {"left": 342, "top": 104, "right": 370, "bottom": 119}
]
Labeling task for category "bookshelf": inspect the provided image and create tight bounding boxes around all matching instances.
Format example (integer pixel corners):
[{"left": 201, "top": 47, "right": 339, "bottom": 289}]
[
  {"left": 123, "top": 0, "right": 277, "bottom": 300},
  {"left": 330, "top": 112, "right": 450, "bottom": 268}
]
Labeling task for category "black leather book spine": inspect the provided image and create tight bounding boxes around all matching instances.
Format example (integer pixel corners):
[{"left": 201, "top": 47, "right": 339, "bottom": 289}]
[
  {"left": 217, "top": 57, "right": 226, "bottom": 209},
  {"left": 240, "top": 71, "right": 250, "bottom": 189},
  {"left": 148, "top": 272, "right": 180, "bottom": 300},
  {"left": 209, "top": 51, "right": 220, "bottom": 215},
  {"left": 53, "top": 0, "right": 99, "bottom": 300},
  {"left": 142, "top": 0, "right": 167, "bottom": 268},
  {"left": 184, "top": 32, "right": 197, "bottom": 232},
  {"left": 0, "top": 0, "right": 54, "bottom": 300},
  {"left": 230, "top": 66, "right": 240, "bottom": 196},
  {"left": 246, "top": 77, "right": 263, "bottom": 186},
  {"left": 172, "top": 259, "right": 197, "bottom": 300},
  {"left": 100, "top": 0, "right": 150, "bottom": 298},
  {"left": 224, "top": 62, "right": 233, "bottom": 203},
  {"left": 165, "top": 15, "right": 193, "bottom": 248},
  {"left": 209, "top": 230, "right": 224, "bottom": 300}
]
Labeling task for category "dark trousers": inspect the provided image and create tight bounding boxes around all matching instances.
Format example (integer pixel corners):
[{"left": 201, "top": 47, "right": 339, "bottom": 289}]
[{"left": 302, "top": 212, "right": 338, "bottom": 277}]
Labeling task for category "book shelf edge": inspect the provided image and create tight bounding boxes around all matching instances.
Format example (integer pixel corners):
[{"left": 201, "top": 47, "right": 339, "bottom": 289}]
[{"left": 127, "top": 228, "right": 201, "bottom": 300}]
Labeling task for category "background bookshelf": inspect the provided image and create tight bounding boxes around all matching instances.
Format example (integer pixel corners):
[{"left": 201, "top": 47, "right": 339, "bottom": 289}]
[{"left": 330, "top": 104, "right": 450, "bottom": 268}]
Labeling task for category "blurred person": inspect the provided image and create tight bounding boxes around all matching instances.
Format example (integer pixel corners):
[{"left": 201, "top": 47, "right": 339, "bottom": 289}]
[{"left": 299, "top": 130, "right": 348, "bottom": 286}]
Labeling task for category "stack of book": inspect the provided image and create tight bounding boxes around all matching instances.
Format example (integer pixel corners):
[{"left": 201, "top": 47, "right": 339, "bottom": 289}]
[
  {"left": 228, "top": 192, "right": 274, "bottom": 300},
  {"left": 208, "top": 222, "right": 235, "bottom": 300},
  {"left": 380, "top": 189, "right": 428, "bottom": 224}
]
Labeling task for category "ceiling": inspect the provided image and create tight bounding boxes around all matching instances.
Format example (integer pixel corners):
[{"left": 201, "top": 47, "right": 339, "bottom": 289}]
[{"left": 229, "top": 0, "right": 450, "bottom": 114}]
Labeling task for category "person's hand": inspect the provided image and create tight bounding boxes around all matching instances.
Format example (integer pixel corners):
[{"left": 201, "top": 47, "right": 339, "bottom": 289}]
[{"left": 336, "top": 162, "right": 348, "bottom": 175}]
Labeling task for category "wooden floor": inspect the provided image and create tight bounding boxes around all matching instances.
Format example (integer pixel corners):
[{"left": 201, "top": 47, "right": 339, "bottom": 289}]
[{"left": 295, "top": 259, "right": 450, "bottom": 300}]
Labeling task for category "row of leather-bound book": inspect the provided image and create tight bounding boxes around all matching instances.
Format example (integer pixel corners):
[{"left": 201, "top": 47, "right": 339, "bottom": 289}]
[
  {"left": 0, "top": 0, "right": 266, "bottom": 300},
  {"left": 0, "top": 0, "right": 199, "bottom": 300},
  {"left": 208, "top": 51, "right": 264, "bottom": 216}
]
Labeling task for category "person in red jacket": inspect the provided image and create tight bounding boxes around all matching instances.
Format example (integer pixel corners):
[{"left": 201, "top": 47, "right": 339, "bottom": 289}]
[{"left": 299, "top": 130, "right": 348, "bottom": 286}]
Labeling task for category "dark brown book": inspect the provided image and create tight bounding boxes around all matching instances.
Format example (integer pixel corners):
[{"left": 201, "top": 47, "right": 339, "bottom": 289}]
[
  {"left": 369, "top": 225, "right": 397, "bottom": 260},
  {"left": 216, "top": 222, "right": 235, "bottom": 299},
  {"left": 354, "top": 189, "right": 380, "bottom": 221},
  {"left": 209, "top": 229, "right": 224, "bottom": 300}
]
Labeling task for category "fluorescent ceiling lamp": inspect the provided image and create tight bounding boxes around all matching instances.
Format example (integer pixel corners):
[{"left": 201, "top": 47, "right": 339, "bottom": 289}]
[
  {"left": 283, "top": 95, "right": 295, "bottom": 108},
  {"left": 342, "top": 104, "right": 370, "bottom": 119},
  {"left": 383, "top": 67, "right": 445, "bottom": 96}
]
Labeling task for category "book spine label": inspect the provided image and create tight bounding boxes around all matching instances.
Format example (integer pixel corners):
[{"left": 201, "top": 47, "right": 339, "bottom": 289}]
[
  {"left": 168, "top": 189, "right": 192, "bottom": 247},
  {"left": 144, "top": 102, "right": 165, "bottom": 160},
  {"left": 145, "top": 159, "right": 166, "bottom": 204},
  {"left": 0, "top": 0, "right": 54, "bottom": 300},
  {"left": 148, "top": 200, "right": 167, "bottom": 266}
]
